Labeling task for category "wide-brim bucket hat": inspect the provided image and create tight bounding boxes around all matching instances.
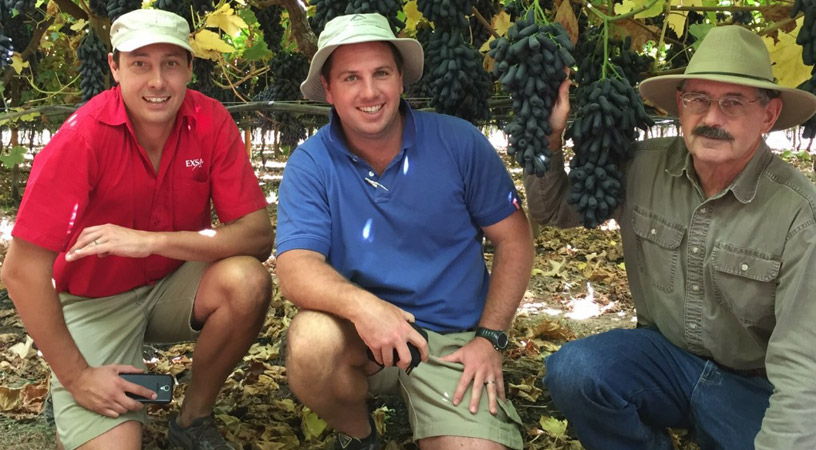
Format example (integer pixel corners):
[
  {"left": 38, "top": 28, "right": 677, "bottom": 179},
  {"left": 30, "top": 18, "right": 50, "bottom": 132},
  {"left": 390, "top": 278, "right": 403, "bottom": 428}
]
[
  {"left": 300, "top": 13, "right": 424, "bottom": 103},
  {"left": 110, "top": 9, "right": 193, "bottom": 54},
  {"left": 639, "top": 25, "right": 816, "bottom": 131}
]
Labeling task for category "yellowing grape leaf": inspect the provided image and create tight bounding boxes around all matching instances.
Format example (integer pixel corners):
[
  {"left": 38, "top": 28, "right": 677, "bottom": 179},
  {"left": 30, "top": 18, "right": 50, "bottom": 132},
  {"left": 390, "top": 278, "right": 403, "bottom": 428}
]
[
  {"left": 667, "top": 0, "right": 703, "bottom": 36},
  {"left": 206, "top": 3, "right": 248, "bottom": 37},
  {"left": 404, "top": 1, "right": 422, "bottom": 32},
  {"left": 70, "top": 19, "right": 87, "bottom": 32},
  {"left": 764, "top": 17, "right": 810, "bottom": 88},
  {"left": 0, "top": 386, "right": 21, "bottom": 412},
  {"left": 11, "top": 53, "right": 29, "bottom": 74},
  {"left": 492, "top": 10, "right": 511, "bottom": 38},
  {"left": 301, "top": 407, "right": 328, "bottom": 441},
  {"left": 614, "top": 0, "right": 665, "bottom": 19},
  {"left": 554, "top": 0, "right": 579, "bottom": 44},
  {"left": 540, "top": 415, "right": 569, "bottom": 438},
  {"left": 191, "top": 29, "right": 235, "bottom": 61}
]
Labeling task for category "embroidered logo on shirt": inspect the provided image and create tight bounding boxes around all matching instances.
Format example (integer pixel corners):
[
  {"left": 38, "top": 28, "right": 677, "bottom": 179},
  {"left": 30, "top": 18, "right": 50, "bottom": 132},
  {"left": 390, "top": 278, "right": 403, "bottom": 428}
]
[{"left": 185, "top": 158, "right": 204, "bottom": 169}]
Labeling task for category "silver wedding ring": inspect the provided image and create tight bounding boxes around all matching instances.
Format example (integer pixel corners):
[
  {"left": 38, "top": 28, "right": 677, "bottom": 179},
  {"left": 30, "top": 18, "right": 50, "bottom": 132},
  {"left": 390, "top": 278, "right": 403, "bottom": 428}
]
[
  {"left": 484, "top": 380, "right": 496, "bottom": 385},
  {"left": 93, "top": 239, "right": 99, "bottom": 246}
]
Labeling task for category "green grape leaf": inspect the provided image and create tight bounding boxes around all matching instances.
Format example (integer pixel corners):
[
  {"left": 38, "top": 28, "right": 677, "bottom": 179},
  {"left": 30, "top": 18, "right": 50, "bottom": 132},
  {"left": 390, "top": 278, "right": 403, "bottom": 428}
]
[
  {"left": 243, "top": 40, "right": 272, "bottom": 61},
  {"left": 0, "top": 146, "right": 27, "bottom": 169}
]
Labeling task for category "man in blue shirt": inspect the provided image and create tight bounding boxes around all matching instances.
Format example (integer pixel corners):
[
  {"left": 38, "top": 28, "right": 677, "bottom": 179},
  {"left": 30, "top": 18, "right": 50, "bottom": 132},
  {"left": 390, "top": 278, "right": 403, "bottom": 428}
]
[{"left": 275, "top": 13, "right": 533, "bottom": 450}]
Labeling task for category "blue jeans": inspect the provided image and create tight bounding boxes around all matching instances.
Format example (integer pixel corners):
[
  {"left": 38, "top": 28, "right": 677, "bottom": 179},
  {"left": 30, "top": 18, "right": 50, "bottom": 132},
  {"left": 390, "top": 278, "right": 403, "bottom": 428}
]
[{"left": 543, "top": 328, "right": 773, "bottom": 450}]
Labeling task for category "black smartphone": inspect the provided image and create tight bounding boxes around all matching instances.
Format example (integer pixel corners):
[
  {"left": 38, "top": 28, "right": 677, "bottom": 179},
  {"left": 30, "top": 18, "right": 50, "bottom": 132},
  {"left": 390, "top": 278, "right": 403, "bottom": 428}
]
[
  {"left": 120, "top": 373, "right": 174, "bottom": 404},
  {"left": 366, "top": 321, "right": 429, "bottom": 375}
]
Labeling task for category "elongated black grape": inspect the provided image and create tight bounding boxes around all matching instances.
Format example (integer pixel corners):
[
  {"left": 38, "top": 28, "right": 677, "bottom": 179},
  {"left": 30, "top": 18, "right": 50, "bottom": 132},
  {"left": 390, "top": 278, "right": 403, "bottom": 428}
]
[
  {"left": 77, "top": 29, "right": 109, "bottom": 102},
  {"left": 345, "top": 0, "right": 405, "bottom": 33},
  {"left": 489, "top": 8, "right": 574, "bottom": 176},
  {"left": 417, "top": 0, "right": 472, "bottom": 29}
]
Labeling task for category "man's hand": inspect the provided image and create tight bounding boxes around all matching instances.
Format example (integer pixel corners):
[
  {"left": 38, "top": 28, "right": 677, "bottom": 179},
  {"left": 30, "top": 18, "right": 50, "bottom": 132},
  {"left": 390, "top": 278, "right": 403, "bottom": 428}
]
[
  {"left": 440, "top": 337, "right": 505, "bottom": 415},
  {"left": 353, "top": 300, "right": 429, "bottom": 371},
  {"left": 65, "top": 224, "right": 154, "bottom": 261},
  {"left": 547, "top": 71, "right": 572, "bottom": 150},
  {"left": 67, "top": 365, "right": 155, "bottom": 417}
]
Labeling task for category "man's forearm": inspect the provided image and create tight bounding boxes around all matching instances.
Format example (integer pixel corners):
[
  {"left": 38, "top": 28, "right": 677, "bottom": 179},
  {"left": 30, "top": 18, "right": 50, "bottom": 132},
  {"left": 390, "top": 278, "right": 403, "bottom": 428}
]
[
  {"left": 479, "top": 211, "right": 534, "bottom": 330},
  {"left": 146, "top": 208, "right": 274, "bottom": 262}
]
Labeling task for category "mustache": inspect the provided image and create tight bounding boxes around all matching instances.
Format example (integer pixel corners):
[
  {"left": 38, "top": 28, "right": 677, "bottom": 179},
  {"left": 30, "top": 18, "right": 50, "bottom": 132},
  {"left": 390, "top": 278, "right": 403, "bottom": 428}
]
[{"left": 692, "top": 125, "right": 734, "bottom": 141}]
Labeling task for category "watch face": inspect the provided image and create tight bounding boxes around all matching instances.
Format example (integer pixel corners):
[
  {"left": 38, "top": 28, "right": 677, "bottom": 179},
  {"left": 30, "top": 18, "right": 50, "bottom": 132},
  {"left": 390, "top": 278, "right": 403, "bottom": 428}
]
[{"left": 496, "top": 332, "right": 509, "bottom": 349}]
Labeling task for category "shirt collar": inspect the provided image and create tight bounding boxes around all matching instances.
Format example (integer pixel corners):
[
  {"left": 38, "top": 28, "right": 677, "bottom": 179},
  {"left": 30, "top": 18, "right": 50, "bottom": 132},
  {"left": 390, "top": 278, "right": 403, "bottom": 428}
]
[
  {"left": 327, "top": 99, "right": 417, "bottom": 156},
  {"left": 666, "top": 136, "right": 771, "bottom": 204}
]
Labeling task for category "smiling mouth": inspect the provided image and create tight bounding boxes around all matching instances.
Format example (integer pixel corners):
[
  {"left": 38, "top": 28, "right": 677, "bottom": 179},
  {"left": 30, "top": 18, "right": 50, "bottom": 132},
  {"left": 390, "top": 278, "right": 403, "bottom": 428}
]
[
  {"left": 359, "top": 104, "right": 383, "bottom": 114},
  {"left": 144, "top": 96, "right": 169, "bottom": 104}
]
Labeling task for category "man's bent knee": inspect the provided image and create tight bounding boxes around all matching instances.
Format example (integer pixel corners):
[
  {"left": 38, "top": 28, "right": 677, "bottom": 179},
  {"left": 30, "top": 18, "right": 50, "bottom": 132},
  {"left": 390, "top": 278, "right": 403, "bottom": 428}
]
[{"left": 202, "top": 256, "right": 271, "bottom": 316}]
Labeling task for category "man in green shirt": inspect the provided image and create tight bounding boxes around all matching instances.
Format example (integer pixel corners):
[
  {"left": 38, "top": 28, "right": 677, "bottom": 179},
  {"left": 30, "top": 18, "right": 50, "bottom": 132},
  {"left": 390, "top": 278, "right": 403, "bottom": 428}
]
[{"left": 526, "top": 26, "right": 816, "bottom": 449}]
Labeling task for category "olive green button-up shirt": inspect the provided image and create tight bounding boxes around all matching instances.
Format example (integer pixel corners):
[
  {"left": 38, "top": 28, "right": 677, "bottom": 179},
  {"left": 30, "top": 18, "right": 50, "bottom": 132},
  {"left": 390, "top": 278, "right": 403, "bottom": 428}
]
[{"left": 525, "top": 136, "right": 816, "bottom": 449}]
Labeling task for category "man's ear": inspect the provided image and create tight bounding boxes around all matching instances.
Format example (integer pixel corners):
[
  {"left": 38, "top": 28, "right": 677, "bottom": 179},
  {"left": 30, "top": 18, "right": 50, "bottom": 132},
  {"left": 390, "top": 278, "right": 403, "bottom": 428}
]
[
  {"left": 761, "top": 97, "right": 783, "bottom": 134},
  {"left": 108, "top": 53, "right": 120, "bottom": 83},
  {"left": 321, "top": 76, "right": 333, "bottom": 104}
]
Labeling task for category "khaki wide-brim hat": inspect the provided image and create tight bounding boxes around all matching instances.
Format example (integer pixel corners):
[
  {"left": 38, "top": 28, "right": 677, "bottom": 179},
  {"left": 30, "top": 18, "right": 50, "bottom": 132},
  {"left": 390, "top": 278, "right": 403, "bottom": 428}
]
[
  {"left": 300, "top": 13, "right": 424, "bottom": 103},
  {"left": 639, "top": 25, "right": 816, "bottom": 131},
  {"left": 110, "top": 9, "right": 193, "bottom": 54}
]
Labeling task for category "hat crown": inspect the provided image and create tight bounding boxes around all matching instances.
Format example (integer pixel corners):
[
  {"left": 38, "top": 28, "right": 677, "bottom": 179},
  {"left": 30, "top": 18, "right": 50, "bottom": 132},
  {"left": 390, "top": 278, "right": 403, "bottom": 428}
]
[
  {"left": 110, "top": 9, "right": 191, "bottom": 53},
  {"left": 318, "top": 13, "right": 395, "bottom": 49},
  {"left": 685, "top": 26, "right": 774, "bottom": 83}
]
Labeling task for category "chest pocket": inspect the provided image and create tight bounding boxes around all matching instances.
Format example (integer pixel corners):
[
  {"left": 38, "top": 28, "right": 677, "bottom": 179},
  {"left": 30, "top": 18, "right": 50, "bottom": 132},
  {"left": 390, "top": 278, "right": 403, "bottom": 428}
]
[
  {"left": 631, "top": 206, "right": 686, "bottom": 293},
  {"left": 710, "top": 243, "right": 779, "bottom": 327}
]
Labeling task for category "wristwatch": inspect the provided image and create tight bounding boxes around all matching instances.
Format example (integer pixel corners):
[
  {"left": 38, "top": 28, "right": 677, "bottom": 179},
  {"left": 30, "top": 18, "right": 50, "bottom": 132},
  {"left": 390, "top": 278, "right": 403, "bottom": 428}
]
[{"left": 475, "top": 327, "right": 509, "bottom": 351}]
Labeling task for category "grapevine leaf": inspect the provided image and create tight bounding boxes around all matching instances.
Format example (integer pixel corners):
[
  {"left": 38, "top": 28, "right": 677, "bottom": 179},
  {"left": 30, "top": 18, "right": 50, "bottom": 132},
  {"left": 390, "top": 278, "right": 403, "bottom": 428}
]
[
  {"left": 206, "top": 3, "right": 249, "bottom": 37},
  {"left": 492, "top": 10, "right": 511, "bottom": 38},
  {"left": 70, "top": 19, "right": 87, "bottom": 32},
  {"left": 761, "top": 4, "right": 797, "bottom": 33},
  {"left": 191, "top": 29, "right": 236, "bottom": 60},
  {"left": 404, "top": 1, "right": 422, "bottom": 32},
  {"left": 539, "top": 416, "right": 569, "bottom": 438},
  {"left": 0, "top": 146, "right": 27, "bottom": 169},
  {"left": 300, "top": 407, "right": 328, "bottom": 441},
  {"left": 10, "top": 54, "right": 29, "bottom": 74},
  {"left": 688, "top": 23, "right": 714, "bottom": 48},
  {"left": 614, "top": 0, "right": 665, "bottom": 19},
  {"left": 616, "top": 20, "right": 659, "bottom": 49},
  {"left": 243, "top": 40, "right": 272, "bottom": 61},
  {"left": 764, "top": 17, "right": 809, "bottom": 89},
  {"left": 554, "top": 0, "right": 579, "bottom": 44},
  {"left": 667, "top": 0, "right": 702, "bottom": 36}
]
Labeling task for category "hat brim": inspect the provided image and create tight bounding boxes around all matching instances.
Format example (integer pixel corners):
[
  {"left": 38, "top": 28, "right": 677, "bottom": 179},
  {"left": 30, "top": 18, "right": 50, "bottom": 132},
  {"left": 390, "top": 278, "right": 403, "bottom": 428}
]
[
  {"left": 639, "top": 74, "right": 816, "bottom": 131},
  {"left": 300, "top": 38, "right": 424, "bottom": 103},
  {"left": 115, "top": 33, "right": 194, "bottom": 55}
]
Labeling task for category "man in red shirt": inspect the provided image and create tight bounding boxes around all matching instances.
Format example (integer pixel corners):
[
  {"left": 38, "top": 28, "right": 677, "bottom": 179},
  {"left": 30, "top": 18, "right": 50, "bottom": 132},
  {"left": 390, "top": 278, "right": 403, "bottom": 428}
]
[{"left": 0, "top": 9, "right": 273, "bottom": 450}]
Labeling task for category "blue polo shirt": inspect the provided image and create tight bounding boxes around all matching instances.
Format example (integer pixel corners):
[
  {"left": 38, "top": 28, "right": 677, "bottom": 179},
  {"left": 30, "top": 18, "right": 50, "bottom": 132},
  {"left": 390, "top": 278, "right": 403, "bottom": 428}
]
[{"left": 276, "top": 101, "right": 520, "bottom": 332}]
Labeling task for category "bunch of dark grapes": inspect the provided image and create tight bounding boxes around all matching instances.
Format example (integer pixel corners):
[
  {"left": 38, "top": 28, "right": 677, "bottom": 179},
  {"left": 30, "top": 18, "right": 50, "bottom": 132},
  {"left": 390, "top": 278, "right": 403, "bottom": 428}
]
[
  {"left": 405, "top": 23, "right": 434, "bottom": 99},
  {"left": 310, "top": 0, "right": 350, "bottom": 34},
  {"left": 731, "top": 10, "right": 753, "bottom": 24},
  {"left": 792, "top": 0, "right": 816, "bottom": 138},
  {"left": 424, "top": 28, "right": 492, "bottom": 123},
  {"left": 488, "top": 9, "right": 574, "bottom": 176},
  {"left": 574, "top": 29, "right": 652, "bottom": 97},
  {"left": 345, "top": 0, "right": 405, "bottom": 33},
  {"left": 1, "top": 6, "right": 33, "bottom": 51},
  {"left": 3, "top": 0, "right": 34, "bottom": 13},
  {"left": 263, "top": 51, "right": 310, "bottom": 149},
  {"left": 253, "top": 5, "right": 283, "bottom": 53},
  {"left": 566, "top": 78, "right": 653, "bottom": 227},
  {"left": 0, "top": 28, "right": 12, "bottom": 69},
  {"left": 470, "top": 0, "right": 496, "bottom": 50},
  {"left": 107, "top": 0, "right": 141, "bottom": 22},
  {"left": 155, "top": 0, "right": 189, "bottom": 21},
  {"left": 77, "top": 29, "right": 109, "bottom": 102},
  {"left": 417, "top": 0, "right": 472, "bottom": 29},
  {"left": 610, "top": 36, "right": 653, "bottom": 87},
  {"left": 88, "top": 0, "right": 108, "bottom": 17},
  {"left": 192, "top": 59, "right": 220, "bottom": 99}
]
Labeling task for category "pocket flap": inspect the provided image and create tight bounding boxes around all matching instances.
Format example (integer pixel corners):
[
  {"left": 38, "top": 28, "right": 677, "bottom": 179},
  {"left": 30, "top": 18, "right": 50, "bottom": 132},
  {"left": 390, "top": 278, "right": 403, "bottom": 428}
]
[
  {"left": 632, "top": 207, "right": 685, "bottom": 250},
  {"left": 712, "top": 245, "right": 780, "bottom": 282}
]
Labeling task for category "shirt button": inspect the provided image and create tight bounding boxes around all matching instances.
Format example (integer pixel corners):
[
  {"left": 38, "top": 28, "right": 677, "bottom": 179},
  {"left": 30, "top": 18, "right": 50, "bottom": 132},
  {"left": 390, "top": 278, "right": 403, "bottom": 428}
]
[
  {"left": 741, "top": 263, "right": 749, "bottom": 271},
  {"left": 368, "top": 171, "right": 375, "bottom": 177},
  {"left": 650, "top": 228, "right": 657, "bottom": 235},
  {"left": 691, "top": 284, "right": 700, "bottom": 292},
  {"left": 692, "top": 247, "right": 700, "bottom": 254},
  {"left": 700, "top": 207, "right": 707, "bottom": 214},
  {"left": 689, "top": 323, "right": 698, "bottom": 330}
]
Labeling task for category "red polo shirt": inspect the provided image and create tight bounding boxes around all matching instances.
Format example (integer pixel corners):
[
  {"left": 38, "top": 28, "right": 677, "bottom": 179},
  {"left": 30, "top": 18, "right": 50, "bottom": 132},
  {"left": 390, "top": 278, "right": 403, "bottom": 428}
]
[{"left": 13, "top": 86, "right": 267, "bottom": 297}]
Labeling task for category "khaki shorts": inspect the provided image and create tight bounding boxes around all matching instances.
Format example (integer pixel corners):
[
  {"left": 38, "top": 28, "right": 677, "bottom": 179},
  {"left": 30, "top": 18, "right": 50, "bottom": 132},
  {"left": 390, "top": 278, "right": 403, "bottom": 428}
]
[
  {"left": 52, "top": 261, "right": 209, "bottom": 450},
  {"left": 368, "top": 329, "right": 524, "bottom": 449}
]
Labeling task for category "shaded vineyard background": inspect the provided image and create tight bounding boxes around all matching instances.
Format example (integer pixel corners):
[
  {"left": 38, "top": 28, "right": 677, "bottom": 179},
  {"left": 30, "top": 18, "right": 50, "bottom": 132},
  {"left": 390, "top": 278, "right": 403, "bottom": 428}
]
[{"left": 1, "top": 0, "right": 816, "bottom": 449}]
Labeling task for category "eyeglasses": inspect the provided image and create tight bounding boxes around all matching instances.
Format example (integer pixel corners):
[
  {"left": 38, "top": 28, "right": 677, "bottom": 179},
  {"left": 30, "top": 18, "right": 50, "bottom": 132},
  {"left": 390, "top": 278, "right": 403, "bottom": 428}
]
[{"left": 679, "top": 92, "right": 760, "bottom": 117}]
